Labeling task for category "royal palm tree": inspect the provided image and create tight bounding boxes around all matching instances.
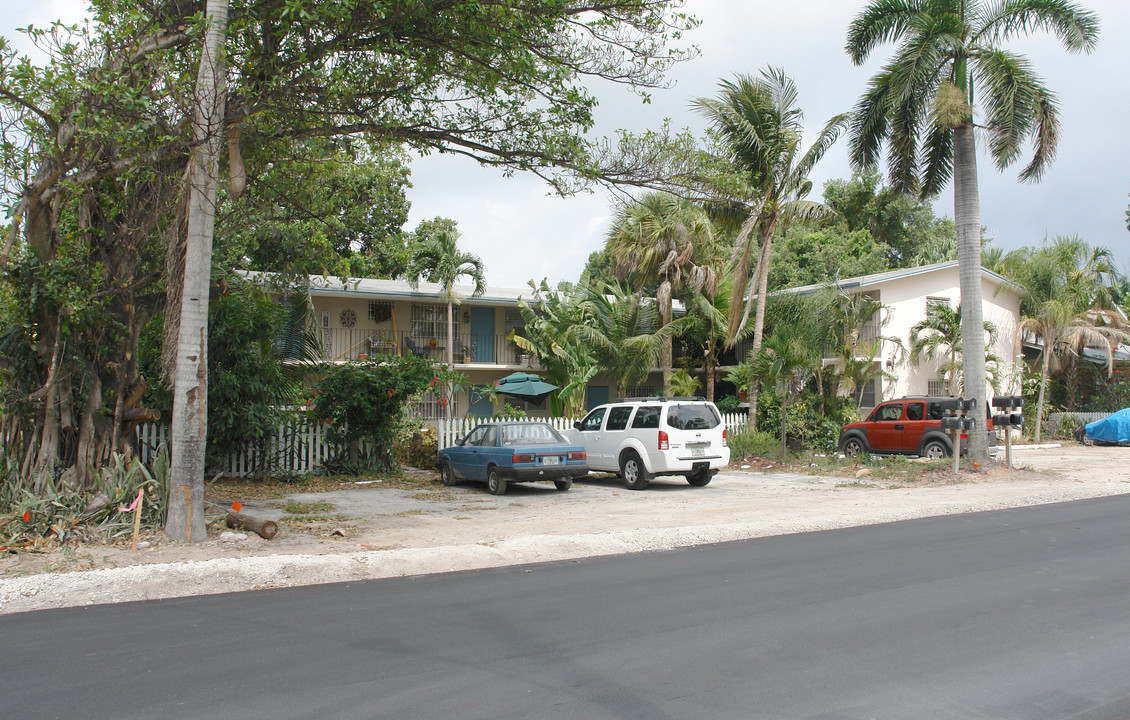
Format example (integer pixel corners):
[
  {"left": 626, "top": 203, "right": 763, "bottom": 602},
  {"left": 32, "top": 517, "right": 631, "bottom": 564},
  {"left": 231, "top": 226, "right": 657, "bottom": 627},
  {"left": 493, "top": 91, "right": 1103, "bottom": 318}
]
[
  {"left": 693, "top": 67, "right": 847, "bottom": 426},
  {"left": 846, "top": 0, "right": 1100, "bottom": 461},
  {"left": 606, "top": 192, "right": 718, "bottom": 391},
  {"left": 909, "top": 303, "right": 997, "bottom": 396},
  {"left": 405, "top": 227, "right": 486, "bottom": 370},
  {"left": 1001, "top": 236, "right": 1129, "bottom": 440}
]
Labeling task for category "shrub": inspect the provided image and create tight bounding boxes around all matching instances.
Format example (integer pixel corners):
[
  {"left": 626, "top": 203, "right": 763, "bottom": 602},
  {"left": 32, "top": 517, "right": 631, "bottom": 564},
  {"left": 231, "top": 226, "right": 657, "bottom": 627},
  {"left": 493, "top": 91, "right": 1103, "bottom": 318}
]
[
  {"left": 727, "top": 429, "right": 779, "bottom": 458},
  {"left": 715, "top": 395, "right": 742, "bottom": 414}
]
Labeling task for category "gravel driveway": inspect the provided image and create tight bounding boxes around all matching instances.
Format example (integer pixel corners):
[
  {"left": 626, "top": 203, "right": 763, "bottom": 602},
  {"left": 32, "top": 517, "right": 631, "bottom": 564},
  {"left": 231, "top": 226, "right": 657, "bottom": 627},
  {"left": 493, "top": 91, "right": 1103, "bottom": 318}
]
[{"left": 2, "top": 443, "right": 1127, "bottom": 614}]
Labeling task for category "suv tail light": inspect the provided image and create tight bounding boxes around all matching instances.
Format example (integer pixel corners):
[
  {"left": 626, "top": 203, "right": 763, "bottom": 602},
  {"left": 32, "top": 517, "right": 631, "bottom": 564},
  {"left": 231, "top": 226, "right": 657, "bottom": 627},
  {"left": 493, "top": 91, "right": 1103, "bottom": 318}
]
[
  {"left": 658, "top": 430, "right": 669, "bottom": 450},
  {"left": 723, "top": 429, "right": 727, "bottom": 448}
]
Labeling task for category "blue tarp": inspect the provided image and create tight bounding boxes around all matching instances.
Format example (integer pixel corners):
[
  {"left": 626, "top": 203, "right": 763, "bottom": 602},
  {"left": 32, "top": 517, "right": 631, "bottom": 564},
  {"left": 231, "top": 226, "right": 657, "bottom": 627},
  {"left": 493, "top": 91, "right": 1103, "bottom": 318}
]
[{"left": 1085, "top": 408, "right": 1130, "bottom": 444}]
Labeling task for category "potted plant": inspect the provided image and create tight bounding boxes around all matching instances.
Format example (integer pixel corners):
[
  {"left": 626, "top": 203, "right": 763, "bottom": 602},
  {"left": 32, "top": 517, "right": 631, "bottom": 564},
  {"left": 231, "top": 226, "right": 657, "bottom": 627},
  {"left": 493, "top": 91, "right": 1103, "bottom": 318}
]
[
  {"left": 724, "top": 362, "right": 755, "bottom": 402},
  {"left": 460, "top": 344, "right": 472, "bottom": 363}
]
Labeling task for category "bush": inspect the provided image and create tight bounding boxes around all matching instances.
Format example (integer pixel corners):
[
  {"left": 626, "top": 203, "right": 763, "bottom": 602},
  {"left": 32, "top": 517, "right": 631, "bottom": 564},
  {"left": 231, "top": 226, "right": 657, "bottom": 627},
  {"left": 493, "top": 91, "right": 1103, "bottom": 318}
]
[
  {"left": 311, "top": 354, "right": 459, "bottom": 470},
  {"left": 727, "top": 429, "right": 779, "bottom": 458},
  {"left": 715, "top": 395, "right": 742, "bottom": 414},
  {"left": 756, "top": 391, "right": 853, "bottom": 453}
]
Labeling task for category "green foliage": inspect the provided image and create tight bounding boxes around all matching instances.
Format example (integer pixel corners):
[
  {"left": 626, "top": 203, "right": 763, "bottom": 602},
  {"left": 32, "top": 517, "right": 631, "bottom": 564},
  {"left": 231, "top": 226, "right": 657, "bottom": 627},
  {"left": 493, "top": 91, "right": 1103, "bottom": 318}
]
[
  {"left": 310, "top": 354, "right": 458, "bottom": 470},
  {"left": 725, "top": 429, "right": 779, "bottom": 459},
  {"left": 715, "top": 395, "right": 742, "bottom": 414},
  {"left": 216, "top": 141, "right": 413, "bottom": 278},
  {"left": 665, "top": 369, "right": 701, "bottom": 397},
  {"left": 756, "top": 391, "right": 849, "bottom": 454},
  {"left": 2, "top": 448, "right": 169, "bottom": 545},
  {"left": 769, "top": 223, "right": 890, "bottom": 290}
]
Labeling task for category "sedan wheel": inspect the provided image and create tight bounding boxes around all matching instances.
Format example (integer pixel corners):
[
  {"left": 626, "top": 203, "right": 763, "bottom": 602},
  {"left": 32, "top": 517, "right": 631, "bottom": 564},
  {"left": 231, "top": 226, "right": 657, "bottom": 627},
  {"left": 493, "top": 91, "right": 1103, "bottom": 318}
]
[
  {"left": 487, "top": 468, "right": 508, "bottom": 495},
  {"left": 620, "top": 451, "right": 650, "bottom": 491},
  {"left": 440, "top": 460, "right": 458, "bottom": 487},
  {"left": 554, "top": 478, "right": 573, "bottom": 491}
]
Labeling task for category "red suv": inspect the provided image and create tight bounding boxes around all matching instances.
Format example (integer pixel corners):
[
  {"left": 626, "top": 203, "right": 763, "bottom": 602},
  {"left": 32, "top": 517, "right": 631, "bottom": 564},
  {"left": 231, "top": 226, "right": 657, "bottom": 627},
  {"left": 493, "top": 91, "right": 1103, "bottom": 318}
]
[{"left": 838, "top": 397, "right": 995, "bottom": 459}]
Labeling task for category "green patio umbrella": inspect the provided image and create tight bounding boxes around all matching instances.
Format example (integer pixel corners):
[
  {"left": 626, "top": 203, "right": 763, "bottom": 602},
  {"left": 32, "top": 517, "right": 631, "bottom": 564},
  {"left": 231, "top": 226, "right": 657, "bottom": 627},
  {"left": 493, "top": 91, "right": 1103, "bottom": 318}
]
[{"left": 494, "top": 372, "right": 558, "bottom": 404}]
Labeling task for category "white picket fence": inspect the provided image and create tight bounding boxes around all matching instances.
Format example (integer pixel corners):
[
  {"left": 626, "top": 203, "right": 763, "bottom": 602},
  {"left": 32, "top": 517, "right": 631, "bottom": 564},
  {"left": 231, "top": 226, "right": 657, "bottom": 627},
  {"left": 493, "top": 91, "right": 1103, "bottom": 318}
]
[{"left": 133, "top": 412, "right": 751, "bottom": 478}]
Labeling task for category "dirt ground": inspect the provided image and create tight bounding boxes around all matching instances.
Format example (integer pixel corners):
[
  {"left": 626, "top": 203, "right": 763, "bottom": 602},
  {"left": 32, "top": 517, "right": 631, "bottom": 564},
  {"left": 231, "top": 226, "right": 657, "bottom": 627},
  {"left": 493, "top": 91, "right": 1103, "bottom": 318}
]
[{"left": 2, "top": 443, "right": 1128, "bottom": 614}]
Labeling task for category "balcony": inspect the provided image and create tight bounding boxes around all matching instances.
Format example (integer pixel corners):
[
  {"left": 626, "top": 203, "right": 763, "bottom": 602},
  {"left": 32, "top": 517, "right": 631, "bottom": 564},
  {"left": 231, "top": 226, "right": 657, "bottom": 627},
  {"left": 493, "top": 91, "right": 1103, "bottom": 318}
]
[{"left": 316, "top": 328, "right": 541, "bottom": 368}]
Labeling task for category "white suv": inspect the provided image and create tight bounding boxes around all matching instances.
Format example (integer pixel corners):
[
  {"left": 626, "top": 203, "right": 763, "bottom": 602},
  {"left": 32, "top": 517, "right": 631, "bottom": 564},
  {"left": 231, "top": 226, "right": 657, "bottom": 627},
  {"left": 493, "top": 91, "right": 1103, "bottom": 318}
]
[{"left": 566, "top": 397, "right": 730, "bottom": 490}]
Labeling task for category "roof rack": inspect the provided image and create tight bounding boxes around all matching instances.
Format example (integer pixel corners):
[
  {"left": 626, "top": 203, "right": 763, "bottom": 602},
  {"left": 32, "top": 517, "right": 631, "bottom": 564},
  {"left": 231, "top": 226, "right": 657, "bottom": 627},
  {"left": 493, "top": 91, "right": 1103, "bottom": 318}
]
[{"left": 613, "top": 396, "right": 707, "bottom": 403}]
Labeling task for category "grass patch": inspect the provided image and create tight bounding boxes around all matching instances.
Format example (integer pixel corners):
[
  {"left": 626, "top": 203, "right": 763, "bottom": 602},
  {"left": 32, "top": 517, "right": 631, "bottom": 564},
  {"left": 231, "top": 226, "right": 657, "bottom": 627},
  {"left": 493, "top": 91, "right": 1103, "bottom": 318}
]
[{"left": 282, "top": 501, "right": 333, "bottom": 515}]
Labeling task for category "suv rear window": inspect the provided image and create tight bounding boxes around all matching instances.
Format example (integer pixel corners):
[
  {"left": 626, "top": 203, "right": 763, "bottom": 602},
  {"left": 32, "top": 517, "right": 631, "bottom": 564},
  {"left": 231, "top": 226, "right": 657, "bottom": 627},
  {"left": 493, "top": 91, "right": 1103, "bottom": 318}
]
[{"left": 666, "top": 404, "right": 721, "bottom": 430}]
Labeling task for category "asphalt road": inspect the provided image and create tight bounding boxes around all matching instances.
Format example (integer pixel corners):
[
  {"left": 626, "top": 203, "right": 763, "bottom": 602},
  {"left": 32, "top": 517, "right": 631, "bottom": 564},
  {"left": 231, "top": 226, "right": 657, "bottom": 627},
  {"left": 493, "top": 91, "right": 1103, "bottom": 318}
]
[{"left": 6, "top": 495, "right": 1130, "bottom": 720}]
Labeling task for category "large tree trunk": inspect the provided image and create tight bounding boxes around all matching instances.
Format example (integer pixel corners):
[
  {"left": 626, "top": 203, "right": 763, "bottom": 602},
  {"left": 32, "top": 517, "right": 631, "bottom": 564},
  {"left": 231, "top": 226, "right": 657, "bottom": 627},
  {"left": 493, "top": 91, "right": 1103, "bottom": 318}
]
[
  {"left": 953, "top": 123, "right": 988, "bottom": 463},
  {"left": 658, "top": 280, "right": 673, "bottom": 393},
  {"left": 166, "top": 0, "right": 229, "bottom": 543}
]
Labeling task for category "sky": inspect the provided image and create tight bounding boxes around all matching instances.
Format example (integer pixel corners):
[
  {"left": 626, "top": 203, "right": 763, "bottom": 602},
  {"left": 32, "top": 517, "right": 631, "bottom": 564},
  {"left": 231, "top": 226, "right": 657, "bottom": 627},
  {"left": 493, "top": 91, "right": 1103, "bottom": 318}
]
[{"left": 4, "top": 1, "right": 1128, "bottom": 288}]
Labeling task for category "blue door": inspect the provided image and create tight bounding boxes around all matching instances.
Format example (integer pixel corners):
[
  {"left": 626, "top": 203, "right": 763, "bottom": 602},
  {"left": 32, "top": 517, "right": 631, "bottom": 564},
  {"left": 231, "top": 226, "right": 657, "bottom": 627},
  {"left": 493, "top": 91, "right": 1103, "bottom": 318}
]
[
  {"left": 586, "top": 385, "right": 609, "bottom": 411},
  {"left": 469, "top": 386, "right": 494, "bottom": 417},
  {"left": 470, "top": 307, "right": 495, "bottom": 363}
]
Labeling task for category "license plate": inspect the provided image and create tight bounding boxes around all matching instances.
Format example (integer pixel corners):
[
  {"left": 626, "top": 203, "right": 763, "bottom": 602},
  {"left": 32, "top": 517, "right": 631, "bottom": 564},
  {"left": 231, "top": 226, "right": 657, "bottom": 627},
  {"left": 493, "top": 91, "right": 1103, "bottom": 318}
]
[
  {"left": 690, "top": 448, "right": 705, "bottom": 457},
  {"left": 541, "top": 456, "right": 560, "bottom": 465}
]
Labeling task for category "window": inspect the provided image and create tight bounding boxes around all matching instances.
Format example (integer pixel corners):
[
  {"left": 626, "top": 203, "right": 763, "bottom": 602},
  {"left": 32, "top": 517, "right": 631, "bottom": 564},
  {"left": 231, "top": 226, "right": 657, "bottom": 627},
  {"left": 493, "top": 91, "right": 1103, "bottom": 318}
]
[
  {"left": 906, "top": 402, "right": 924, "bottom": 421},
  {"left": 501, "top": 424, "right": 565, "bottom": 446},
  {"left": 927, "top": 379, "right": 948, "bottom": 396},
  {"left": 858, "top": 377, "right": 877, "bottom": 408},
  {"left": 927, "top": 402, "right": 945, "bottom": 420},
  {"left": 877, "top": 404, "right": 903, "bottom": 421},
  {"left": 410, "top": 304, "right": 459, "bottom": 344},
  {"left": 579, "top": 408, "right": 606, "bottom": 432},
  {"left": 463, "top": 426, "right": 488, "bottom": 445},
  {"left": 605, "top": 406, "right": 634, "bottom": 431},
  {"left": 368, "top": 301, "right": 393, "bottom": 322},
  {"left": 623, "top": 385, "right": 659, "bottom": 398},
  {"left": 413, "top": 391, "right": 446, "bottom": 420},
  {"left": 479, "top": 426, "right": 498, "bottom": 447},
  {"left": 926, "top": 296, "right": 950, "bottom": 319},
  {"left": 631, "top": 406, "right": 661, "bottom": 429},
  {"left": 667, "top": 404, "right": 722, "bottom": 430}
]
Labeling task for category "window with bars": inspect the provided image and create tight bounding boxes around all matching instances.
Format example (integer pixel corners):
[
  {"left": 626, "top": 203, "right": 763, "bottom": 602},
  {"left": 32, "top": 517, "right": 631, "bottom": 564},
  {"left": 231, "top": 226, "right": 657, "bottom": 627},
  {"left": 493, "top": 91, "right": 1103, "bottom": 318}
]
[
  {"left": 410, "top": 304, "right": 459, "bottom": 344},
  {"left": 926, "top": 296, "right": 950, "bottom": 319},
  {"left": 859, "top": 377, "right": 877, "bottom": 408},
  {"left": 368, "top": 301, "right": 393, "bottom": 322},
  {"left": 927, "top": 379, "right": 948, "bottom": 396},
  {"left": 622, "top": 386, "right": 660, "bottom": 398}
]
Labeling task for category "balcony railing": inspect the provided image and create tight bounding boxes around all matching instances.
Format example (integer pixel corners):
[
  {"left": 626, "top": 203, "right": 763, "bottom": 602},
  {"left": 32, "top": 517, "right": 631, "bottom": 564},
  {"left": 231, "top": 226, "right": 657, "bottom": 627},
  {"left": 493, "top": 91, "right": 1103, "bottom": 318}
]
[{"left": 316, "top": 328, "right": 541, "bottom": 368}]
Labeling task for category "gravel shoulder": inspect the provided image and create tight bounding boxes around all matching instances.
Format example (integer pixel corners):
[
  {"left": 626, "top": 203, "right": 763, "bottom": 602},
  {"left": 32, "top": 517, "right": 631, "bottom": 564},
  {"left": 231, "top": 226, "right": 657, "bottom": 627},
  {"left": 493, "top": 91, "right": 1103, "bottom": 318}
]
[{"left": 3, "top": 444, "right": 1127, "bottom": 614}]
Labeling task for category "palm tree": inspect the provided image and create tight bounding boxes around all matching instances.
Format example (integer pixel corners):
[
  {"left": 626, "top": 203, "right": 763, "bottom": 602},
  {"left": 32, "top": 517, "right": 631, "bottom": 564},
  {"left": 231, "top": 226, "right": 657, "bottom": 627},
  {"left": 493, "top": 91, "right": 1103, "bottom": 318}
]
[
  {"left": 680, "top": 279, "right": 743, "bottom": 401},
  {"left": 606, "top": 192, "right": 718, "bottom": 391},
  {"left": 693, "top": 67, "right": 847, "bottom": 427},
  {"left": 749, "top": 325, "right": 818, "bottom": 459},
  {"left": 909, "top": 303, "right": 997, "bottom": 395},
  {"left": 827, "top": 291, "right": 902, "bottom": 406},
  {"left": 846, "top": 0, "right": 1100, "bottom": 461},
  {"left": 574, "top": 280, "right": 678, "bottom": 397},
  {"left": 1000, "top": 236, "right": 1130, "bottom": 441},
  {"left": 405, "top": 227, "right": 486, "bottom": 370}
]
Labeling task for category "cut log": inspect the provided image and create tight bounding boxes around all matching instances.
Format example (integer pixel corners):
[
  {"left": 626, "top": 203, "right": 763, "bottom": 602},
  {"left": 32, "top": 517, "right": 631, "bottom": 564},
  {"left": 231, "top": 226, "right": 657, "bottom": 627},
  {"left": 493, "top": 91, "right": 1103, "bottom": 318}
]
[{"left": 225, "top": 509, "right": 278, "bottom": 539}]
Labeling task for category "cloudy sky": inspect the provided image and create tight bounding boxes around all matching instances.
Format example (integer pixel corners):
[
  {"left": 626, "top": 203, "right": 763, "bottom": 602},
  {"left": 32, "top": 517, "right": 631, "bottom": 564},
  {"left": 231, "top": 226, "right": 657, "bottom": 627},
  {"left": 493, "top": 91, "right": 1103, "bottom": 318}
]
[{"left": 5, "top": 1, "right": 1127, "bottom": 288}]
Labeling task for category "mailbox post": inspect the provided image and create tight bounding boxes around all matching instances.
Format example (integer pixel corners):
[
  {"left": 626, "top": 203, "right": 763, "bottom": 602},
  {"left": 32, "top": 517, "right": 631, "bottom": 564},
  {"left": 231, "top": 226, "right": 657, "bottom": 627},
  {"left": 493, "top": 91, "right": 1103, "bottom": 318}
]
[
  {"left": 938, "top": 398, "right": 976, "bottom": 475},
  {"left": 992, "top": 396, "right": 1025, "bottom": 467}
]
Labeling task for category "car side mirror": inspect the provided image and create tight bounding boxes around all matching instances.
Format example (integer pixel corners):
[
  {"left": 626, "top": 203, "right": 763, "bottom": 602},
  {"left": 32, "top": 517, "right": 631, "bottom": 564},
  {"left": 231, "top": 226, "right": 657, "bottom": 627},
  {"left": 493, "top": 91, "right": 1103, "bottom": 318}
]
[
  {"left": 573, "top": 421, "right": 582, "bottom": 430},
  {"left": 456, "top": 439, "right": 465, "bottom": 446}
]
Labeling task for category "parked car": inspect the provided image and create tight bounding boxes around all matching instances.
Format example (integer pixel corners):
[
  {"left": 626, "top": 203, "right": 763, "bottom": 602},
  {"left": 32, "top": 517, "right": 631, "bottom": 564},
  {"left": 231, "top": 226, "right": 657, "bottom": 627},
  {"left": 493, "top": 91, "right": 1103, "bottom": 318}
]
[
  {"left": 437, "top": 421, "right": 588, "bottom": 495},
  {"left": 565, "top": 397, "right": 730, "bottom": 490},
  {"left": 838, "top": 396, "right": 995, "bottom": 459}
]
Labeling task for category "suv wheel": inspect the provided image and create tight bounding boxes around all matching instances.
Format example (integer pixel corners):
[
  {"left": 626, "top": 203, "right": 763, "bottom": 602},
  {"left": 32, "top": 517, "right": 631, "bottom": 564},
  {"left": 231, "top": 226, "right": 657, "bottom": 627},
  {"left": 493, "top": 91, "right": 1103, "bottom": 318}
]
[
  {"left": 922, "top": 439, "right": 949, "bottom": 460},
  {"left": 620, "top": 451, "right": 651, "bottom": 491},
  {"left": 685, "top": 470, "right": 712, "bottom": 487},
  {"left": 841, "top": 436, "right": 865, "bottom": 458}
]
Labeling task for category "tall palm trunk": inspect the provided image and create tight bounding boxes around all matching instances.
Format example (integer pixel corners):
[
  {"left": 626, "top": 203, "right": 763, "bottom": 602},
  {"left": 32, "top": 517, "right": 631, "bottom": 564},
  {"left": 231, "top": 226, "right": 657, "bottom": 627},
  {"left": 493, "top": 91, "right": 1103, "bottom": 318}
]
[
  {"left": 953, "top": 123, "right": 989, "bottom": 462},
  {"left": 746, "top": 222, "right": 775, "bottom": 429},
  {"left": 166, "top": 0, "right": 228, "bottom": 542},
  {"left": 658, "top": 279, "right": 673, "bottom": 393},
  {"left": 445, "top": 297, "right": 454, "bottom": 418},
  {"left": 1034, "top": 345, "right": 1052, "bottom": 443}
]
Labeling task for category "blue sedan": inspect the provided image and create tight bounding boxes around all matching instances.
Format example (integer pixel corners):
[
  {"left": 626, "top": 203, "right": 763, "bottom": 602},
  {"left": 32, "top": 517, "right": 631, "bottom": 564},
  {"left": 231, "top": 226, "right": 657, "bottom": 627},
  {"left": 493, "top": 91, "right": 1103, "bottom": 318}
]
[{"left": 438, "top": 422, "right": 588, "bottom": 495}]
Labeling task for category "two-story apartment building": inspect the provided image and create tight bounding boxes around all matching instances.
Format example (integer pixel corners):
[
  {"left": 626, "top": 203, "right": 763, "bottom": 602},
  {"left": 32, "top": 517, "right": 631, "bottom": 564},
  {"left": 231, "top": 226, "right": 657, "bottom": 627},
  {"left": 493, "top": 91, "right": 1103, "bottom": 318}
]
[{"left": 299, "top": 260, "right": 1023, "bottom": 418}]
